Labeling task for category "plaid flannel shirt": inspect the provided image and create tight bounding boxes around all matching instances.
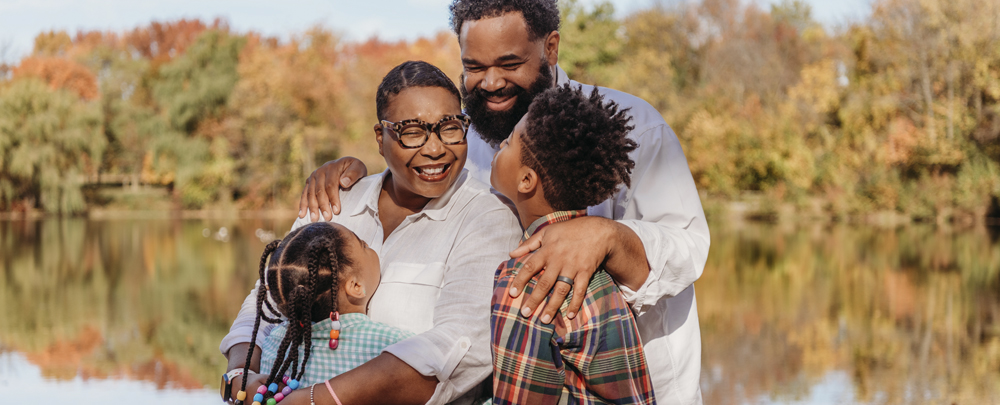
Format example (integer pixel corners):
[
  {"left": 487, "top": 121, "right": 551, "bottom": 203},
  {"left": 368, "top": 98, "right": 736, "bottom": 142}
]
[
  {"left": 260, "top": 313, "right": 414, "bottom": 386},
  {"left": 491, "top": 210, "right": 656, "bottom": 405}
]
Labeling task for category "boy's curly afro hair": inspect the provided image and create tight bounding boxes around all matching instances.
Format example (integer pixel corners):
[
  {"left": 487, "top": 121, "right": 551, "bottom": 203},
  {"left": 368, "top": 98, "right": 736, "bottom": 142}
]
[
  {"left": 449, "top": 0, "right": 560, "bottom": 41},
  {"left": 521, "top": 84, "right": 637, "bottom": 211}
]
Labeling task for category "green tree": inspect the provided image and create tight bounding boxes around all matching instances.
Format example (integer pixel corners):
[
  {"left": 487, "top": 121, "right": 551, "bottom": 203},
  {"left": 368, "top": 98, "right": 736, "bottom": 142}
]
[{"left": 0, "top": 78, "right": 105, "bottom": 213}]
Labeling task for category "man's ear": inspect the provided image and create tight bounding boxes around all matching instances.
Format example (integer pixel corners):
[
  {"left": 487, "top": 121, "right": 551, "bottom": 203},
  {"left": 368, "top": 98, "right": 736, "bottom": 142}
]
[
  {"left": 543, "top": 31, "right": 559, "bottom": 67},
  {"left": 374, "top": 124, "right": 385, "bottom": 157},
  {"left": 517, "top": 166, "right": 540, "bottom": 195}
]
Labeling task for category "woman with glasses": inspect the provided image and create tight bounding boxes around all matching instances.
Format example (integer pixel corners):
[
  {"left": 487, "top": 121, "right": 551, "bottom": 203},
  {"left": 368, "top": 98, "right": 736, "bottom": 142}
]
[{"left": 219, "top": 61, "right": 522, "bottom": 405}]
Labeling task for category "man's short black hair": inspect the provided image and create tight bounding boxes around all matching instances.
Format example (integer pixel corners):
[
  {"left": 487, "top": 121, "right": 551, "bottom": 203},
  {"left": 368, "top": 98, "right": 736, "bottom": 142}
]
[
  {"left": 521, "top": 84, "right": 637, "bottom": 211},
  {"left": 449, "top": 0, "right": 560, "bottom": 41}
]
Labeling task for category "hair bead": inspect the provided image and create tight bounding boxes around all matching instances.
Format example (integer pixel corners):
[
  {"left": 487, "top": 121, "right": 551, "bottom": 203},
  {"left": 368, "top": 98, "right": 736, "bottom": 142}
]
[
  {"left": 254, "top": 393, "right": 264, "bottom": 402},
  {"left": 288, "top": 379, "right": 300, "bottom": 390},
  {"left": 237, "top": 390, "right": 247, "bottom": 401}
]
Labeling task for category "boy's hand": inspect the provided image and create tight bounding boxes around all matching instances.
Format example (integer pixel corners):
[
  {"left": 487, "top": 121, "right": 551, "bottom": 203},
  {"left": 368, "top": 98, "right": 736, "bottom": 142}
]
[
  {"left": 298, "top": 157, "right": 368, "bottom": 222},
  {"left": 507, "top": 216, "right": 614, "bottom": 324}
]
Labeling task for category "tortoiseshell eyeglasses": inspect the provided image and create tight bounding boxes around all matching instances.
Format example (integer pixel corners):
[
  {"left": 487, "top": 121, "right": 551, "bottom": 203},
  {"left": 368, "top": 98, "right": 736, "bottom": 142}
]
[{"left": 379, "top": 114, "right": 471, "bottom": 149}]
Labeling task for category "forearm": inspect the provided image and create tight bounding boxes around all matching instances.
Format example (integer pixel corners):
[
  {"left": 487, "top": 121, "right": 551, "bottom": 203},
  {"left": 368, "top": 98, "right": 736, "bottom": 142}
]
[
  {"left": 281, "top": 353, "right": 437, "bottom": 405},
  {"left": 225, "top": 342, "right": 261, "bottom": 373},
  {"left": 603, "top": 219, "right": 650, "bottom": 291}
]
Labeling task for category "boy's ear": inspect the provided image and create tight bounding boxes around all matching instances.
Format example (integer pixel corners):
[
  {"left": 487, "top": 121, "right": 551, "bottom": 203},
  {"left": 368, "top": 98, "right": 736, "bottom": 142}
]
[
  {"left": 374, "top": 124, "right": 385, "bottom": 157},
  {"left": 517, "top": 166, "right": 540, "bottom": 195}
]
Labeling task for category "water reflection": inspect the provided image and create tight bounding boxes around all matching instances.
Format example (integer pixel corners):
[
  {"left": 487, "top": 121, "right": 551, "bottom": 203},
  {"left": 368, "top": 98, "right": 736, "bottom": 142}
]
[
  {"left": 699, "top": 221, "right": 1000, "bottom": 404},
  {"left": 0, "top": 217, "right": 292, "bottom": 401},
  {"left": 0, "top": 218, "right": 997, "bottom": 403}
]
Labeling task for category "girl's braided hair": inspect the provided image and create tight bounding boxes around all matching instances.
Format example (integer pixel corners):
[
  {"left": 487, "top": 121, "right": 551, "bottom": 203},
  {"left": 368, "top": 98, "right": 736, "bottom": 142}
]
[{"left": 238, "top": 222, "right": 355, "bottom": 397}]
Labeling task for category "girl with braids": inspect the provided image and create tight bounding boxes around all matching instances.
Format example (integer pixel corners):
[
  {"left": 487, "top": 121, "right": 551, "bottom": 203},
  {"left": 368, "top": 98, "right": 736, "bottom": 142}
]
[
  {"left": 232, "top": 221, "right": 412, "bottom": 405},
  {"left": 221, "top": 60, "right": 521, "bottom": 405}
]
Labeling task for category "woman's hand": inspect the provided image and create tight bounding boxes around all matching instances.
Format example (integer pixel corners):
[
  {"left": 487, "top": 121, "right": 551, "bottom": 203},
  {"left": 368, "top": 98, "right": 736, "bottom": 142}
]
[{"left": 298, "top": 157, "right": 369, "bottom": 222}]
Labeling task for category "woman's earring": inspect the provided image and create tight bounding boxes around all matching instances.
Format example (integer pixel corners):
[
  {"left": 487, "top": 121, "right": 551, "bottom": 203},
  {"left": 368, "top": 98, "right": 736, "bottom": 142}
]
[{"left": 328, "top": 311, "right": 341, "bottom": 350}]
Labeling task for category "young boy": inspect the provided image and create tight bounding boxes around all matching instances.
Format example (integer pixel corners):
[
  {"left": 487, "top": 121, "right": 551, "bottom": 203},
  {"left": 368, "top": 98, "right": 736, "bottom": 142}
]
[{"left": 489, "top": 84, "right": 655, "bottom": 405}]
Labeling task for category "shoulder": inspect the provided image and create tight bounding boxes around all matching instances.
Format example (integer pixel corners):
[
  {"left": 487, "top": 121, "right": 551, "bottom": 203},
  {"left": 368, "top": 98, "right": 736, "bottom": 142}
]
[
  {"left": 365, "top": 318, "right": 416, "bottom": 344},
  {"left": 292, "top": 174, "right": 382, "bottom": 230},
  {"left": 449, "top": 173, "right": 518, "bottom": 221},
  {"left": 496, "top": 253, "right": 532, "bottom": 278},
  {"left": 568, "top": 79, "right": 670, "bottom": 138}
]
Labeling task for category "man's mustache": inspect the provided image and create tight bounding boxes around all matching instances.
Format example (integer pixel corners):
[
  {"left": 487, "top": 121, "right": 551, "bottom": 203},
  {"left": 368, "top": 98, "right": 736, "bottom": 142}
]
[{"left": 469, "top": 84, "right": 524, "bottom": 100}]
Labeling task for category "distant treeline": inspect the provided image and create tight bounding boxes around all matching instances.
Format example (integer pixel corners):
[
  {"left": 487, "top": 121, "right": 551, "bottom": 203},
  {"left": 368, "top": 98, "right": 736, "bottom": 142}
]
[{"left": 1, "top": 0, "right": 998, "bottom": 221}]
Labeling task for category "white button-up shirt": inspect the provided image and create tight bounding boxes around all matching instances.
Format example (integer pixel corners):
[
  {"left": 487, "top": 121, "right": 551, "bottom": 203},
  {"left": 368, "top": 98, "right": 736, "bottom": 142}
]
[
  {"left": 465, "top": 66, "right": 711, "bottom": 405},
  {"left": 221, "top": 171, "right": 522, "bottom": 404}
]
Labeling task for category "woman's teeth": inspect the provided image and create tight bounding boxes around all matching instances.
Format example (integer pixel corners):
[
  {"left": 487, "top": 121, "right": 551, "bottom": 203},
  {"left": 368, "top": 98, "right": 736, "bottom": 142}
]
[{"left": 416, "top": 165, "right": 448, "bottom": 175}]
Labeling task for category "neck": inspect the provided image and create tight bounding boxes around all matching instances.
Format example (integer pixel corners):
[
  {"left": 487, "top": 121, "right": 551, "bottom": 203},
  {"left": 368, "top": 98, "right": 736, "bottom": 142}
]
[
  {"left": 337, "top": 294, "right": 367, "bottom": 315},
  {"left": 382, "top": 172, "right": 431, "bottom": 213},
  {"left": 514, "top": 198, "right": 556, "bottom": 231}
]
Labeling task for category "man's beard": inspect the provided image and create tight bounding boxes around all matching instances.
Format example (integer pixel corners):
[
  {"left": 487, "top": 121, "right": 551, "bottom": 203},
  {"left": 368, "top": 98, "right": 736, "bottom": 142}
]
[{"left": 461, "top": 63, "right": 554, "bottom": 148}]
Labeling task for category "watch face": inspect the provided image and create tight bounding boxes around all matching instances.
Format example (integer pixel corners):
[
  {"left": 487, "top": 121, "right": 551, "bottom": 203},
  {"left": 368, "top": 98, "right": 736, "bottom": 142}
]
[{"left": 221, "top": 373, "right": 232, "bottom": 401}]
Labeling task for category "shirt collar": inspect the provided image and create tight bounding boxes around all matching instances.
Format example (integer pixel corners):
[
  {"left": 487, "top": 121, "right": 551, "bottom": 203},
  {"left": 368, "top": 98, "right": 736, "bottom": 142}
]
[
  {"left": 309, "top": 313, "right": 368, "bottom": 339},
  {"left": 523, "top": 210, "right": 587, "bottom": 240},
  {"left": 348, "top": 171, "right": 386, "bottom": 217},
  {"left": 349, "top": 169, "right": 468, "bottom": 222},
  {"left": 555, "top": 64, "right": 570, "bottom": 86}
]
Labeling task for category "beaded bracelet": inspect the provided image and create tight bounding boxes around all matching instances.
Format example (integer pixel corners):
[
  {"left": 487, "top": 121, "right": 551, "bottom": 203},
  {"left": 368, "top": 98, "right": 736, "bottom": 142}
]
[{"left": 246, "top": 376, "right": 300, "bottom": 405}]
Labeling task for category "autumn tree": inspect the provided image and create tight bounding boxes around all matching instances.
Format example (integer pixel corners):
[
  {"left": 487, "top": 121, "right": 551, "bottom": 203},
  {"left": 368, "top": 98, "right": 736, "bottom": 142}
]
[{"left": 0, "top": 79, "right": 105, "bottom": 213}]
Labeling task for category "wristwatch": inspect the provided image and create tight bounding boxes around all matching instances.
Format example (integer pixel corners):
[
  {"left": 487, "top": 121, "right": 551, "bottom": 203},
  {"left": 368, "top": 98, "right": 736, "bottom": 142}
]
[{"left": 221, "top": 368, "right": 256, "bottom": 402}]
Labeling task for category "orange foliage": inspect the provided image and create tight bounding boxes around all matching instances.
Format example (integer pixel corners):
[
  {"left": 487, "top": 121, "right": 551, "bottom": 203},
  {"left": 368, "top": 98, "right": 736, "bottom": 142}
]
[
  {"left": 12, "top": 56, "right": 98, "bottom": 100},
  {"left": 20, "top": 325, "right": 204, "bottom": 388},
  {"left": 125, "top": 19, "right": 216, "bottom": 66}
]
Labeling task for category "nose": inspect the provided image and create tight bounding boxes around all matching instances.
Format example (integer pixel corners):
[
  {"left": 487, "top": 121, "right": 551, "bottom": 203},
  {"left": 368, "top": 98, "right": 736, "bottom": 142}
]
[
  {"left": 420, "top": 131, "right": 447, "bottom": 159},
  {"left": 480, "top": 67, "right": 507, "bottom": 93}
]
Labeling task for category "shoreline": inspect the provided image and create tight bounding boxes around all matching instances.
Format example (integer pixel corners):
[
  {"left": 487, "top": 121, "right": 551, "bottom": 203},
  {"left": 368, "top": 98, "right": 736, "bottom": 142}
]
[{"left": 3, "top": 203, "right": 998, "bottom": 227}]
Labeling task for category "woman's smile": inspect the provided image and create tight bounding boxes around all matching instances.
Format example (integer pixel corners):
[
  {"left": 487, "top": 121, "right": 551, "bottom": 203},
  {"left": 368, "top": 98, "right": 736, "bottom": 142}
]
[{"left": 412, "top": 162, "right": 454, "bottom": 182}]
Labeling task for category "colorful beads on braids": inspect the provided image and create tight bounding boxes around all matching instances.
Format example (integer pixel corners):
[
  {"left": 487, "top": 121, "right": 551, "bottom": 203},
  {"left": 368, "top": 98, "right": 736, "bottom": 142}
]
[{"left": 329, "top": 311, "right": 341, "bottom": 350}]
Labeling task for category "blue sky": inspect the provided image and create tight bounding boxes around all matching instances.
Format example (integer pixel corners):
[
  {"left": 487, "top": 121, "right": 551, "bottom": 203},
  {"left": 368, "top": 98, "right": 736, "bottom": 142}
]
[{"left": 0, "top": 0, "right": 872, "bottom": 61}]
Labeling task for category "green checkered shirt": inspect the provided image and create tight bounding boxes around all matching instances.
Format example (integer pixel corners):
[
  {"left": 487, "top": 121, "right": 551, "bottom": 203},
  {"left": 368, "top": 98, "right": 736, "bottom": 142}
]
[{"left": 259, "top": 312, "right": 414, "bottom": 386}]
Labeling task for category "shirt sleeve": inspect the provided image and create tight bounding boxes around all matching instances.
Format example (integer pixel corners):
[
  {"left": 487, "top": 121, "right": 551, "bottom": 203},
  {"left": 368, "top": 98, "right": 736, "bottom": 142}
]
[
  {"left": 613, "top": 123, "right": 711, "bottom": 316},
  {"left": 218, "top": 280, "right": 282, "bottom": 356},
  {"left": 219, "top": 215, "right": 313, "bottom": 356},
  {"left": 381, "top": 206, "right": 522, "bottom": 405}
]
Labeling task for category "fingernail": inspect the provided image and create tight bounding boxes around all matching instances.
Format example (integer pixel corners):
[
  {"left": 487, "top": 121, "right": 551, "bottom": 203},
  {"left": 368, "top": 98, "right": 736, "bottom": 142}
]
[
  {"left": 341, "top": 177, "right": 351, "bottom": 187},
  {"left": 323, "top": 211, "right": 329, "bottom": 219},
  {"left": 333, "top": 206, "right": 340, "bottom": 215},
  {"left": 509, "top": 287, "right": 518, "bottom": 297},
  {"left": 520, "top": 307, "right": 532, "bottom": 317},
  {"left": 299, "top": 209, "right": 304, "bottom": 216},
  {"left": 541, "top": 314, "right": 551, "bottom": 324},
  {"left": 567, "top": 312, "right": 575, "bottom": 319}
]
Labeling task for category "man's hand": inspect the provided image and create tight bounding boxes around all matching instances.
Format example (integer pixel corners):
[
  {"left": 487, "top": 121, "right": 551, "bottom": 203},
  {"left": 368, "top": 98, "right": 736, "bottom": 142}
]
[
  {"left": 298, "top": 157, "right": 368, "bottom": 222},
  {"left": 507, "top": 217, "right": 650, "bottom": 324}
]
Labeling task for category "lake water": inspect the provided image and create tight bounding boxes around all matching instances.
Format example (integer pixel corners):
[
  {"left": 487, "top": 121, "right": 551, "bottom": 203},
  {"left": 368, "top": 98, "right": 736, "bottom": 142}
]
[{"left": 0, "top": 217, "right": 997, "bottom": 404}]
